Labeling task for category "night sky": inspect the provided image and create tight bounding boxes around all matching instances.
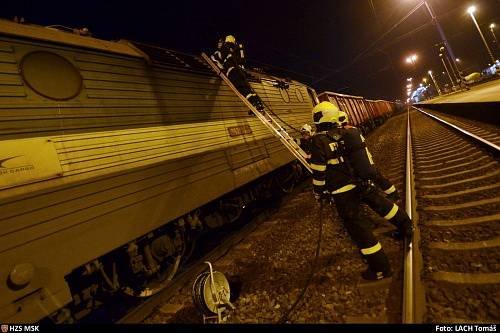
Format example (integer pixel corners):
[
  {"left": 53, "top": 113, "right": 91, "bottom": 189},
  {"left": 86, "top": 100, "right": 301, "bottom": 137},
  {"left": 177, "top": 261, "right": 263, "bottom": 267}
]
[{"left": 3, "top": 0, "right": 500, "bottom": 100}]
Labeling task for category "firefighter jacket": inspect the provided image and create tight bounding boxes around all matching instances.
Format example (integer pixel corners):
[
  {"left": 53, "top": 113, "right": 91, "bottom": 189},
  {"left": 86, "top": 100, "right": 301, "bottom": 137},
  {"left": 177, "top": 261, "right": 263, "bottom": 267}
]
[
  {"left": 310, "top": 129, "right": 356, "bottom": 195},
  {"left": 341, "top": 126, "right": 377, "bottom": 180},
  {"left": 295, "top": 137, "right": 313, "bottom": 157},
  {"left": 215, "top": 42, "right": 245, "bottom": 74},
  {"left": 342, "top": 126, "right": 395, "bottom": 194}
]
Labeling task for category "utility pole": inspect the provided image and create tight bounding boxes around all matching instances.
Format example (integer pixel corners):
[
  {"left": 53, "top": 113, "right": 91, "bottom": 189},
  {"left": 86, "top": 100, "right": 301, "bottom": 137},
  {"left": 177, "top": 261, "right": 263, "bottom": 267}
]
[
  {"left": 439, "top": 53, "right": 455, "bottom": 90},
  {"left": 428, "top": 70, "right": 441, "bottom": 95},
  {"left": 423, "top": 1, "right": 466, "bottom": 86}
]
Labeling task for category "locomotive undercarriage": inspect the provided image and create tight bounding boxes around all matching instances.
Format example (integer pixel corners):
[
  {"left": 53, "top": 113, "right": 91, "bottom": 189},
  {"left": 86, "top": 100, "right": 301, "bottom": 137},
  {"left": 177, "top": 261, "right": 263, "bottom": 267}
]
[{"left": 50, "top": 162, "right": 304, "bottom": 323}]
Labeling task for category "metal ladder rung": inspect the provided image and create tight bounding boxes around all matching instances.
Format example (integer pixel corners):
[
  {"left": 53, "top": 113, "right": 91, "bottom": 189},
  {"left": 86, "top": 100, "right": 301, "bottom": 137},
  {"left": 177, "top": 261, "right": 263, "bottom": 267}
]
[{"left": 201, "top": 53, "right": 312, "bottom": 174}]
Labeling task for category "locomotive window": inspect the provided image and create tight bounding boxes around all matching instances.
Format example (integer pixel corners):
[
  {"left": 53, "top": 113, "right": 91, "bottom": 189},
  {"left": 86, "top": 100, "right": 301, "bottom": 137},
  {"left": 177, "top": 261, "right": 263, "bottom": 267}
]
[{"left": 21, "top": 51, "right": 82, "bottom": 100}]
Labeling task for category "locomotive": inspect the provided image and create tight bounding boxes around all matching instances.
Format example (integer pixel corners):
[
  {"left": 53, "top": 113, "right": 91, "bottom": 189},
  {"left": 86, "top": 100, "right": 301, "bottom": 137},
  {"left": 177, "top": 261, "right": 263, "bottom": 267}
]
[{"left": 0, "top": 19, "right": 396, "bottom": 323}]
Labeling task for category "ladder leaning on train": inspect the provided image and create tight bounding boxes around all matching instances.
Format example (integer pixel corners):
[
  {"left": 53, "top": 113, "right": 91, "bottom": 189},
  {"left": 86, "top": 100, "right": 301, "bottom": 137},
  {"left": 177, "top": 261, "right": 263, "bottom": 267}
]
[{"left": 202, "top": 50, "right": 313, "bottom": 173}]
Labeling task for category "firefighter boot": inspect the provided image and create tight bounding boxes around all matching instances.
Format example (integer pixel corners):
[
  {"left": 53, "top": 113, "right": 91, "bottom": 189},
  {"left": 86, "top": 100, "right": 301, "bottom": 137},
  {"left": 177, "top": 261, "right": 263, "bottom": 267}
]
[
  {"left": 390, "top": 209, "right": 414, "bottom": 240},
  {"left": 362, "top": 250, "right": 392, "bottom": 281},
  {"left": 248, "top": 95, "right": 264, "bottom": 112}
]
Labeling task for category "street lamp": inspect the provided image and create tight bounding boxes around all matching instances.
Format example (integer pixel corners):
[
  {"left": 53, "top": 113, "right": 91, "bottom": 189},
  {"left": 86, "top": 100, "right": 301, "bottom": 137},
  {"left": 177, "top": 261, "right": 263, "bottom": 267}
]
[
  {"left": 405, "top": 54, "right": 418, "bottom": 65},
  {"left": 422, "top": 1, "right": 462, "bottom": 80},
  {"left": 439, "top": 53, "right": 455, "bottom": 88},
  {"left": 490, "top": 23, "right": 498, "bottom": 46},
  {"left": 467, "top": 5, "right": 496, "bottom": 65},
  {"left": 428, "top": 70, "right": 442, "bottom": 95},
  {"left": 439, "top": 46, "right": 459, "bottom": 84}
]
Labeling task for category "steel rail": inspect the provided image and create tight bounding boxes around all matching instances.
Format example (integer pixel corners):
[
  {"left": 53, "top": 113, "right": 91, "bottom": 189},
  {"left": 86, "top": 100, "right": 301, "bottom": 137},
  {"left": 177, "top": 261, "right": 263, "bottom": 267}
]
[
  {"left": 413, "top": 107, "right": 500, "bottom": 152},
  {"left": 402, "top": 106, "right": 415, "bottom": 323}
]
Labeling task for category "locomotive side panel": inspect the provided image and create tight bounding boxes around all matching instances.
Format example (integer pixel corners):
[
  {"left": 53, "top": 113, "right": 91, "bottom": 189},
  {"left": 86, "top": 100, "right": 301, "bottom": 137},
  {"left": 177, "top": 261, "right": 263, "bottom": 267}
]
[{"left": 0, "top": 33, "right": 314, "bottom": 322}]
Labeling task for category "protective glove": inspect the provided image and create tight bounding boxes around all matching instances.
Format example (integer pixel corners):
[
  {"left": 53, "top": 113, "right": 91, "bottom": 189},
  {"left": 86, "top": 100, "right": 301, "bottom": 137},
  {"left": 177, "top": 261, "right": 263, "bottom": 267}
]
[
  {"left": 386, "top": 189, "right": 400, "bottom": 202},
  {"left": 359, "top": 179, "right": 377, "bottom": 196}
]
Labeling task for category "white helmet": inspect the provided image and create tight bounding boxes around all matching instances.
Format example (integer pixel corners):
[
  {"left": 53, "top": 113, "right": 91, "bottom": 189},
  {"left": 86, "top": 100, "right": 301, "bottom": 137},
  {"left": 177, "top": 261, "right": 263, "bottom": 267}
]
[
  {"left": 312, "top": 101, "right": 348, "bottom": 126},
  {"left": 300, "top": 124, "right": 313, "bottom": 134}
]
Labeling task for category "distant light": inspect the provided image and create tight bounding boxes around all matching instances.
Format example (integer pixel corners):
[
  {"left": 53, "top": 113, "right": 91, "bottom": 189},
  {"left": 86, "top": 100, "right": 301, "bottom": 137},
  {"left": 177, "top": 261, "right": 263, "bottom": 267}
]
[
  {"left": 439, "top": 53, "right": 443, "bottom": 57},
  {"left": 467, "top": 6, "right": 476, "bottom": 15},
  {"left": 491, "top": 23, "right": 496, "bottom": 29},
  {"left": 419, "top": 83, "right": 423, "bottom": 87},
  {"left": 455, "top": 58, "right": 460, "bottom": 62},
  {"left": 405, "top": 54, "right": 417, "bottom": 64},
  {"left": 428, "top": 70, "right": 432, "bottom": 74},
  {"left": 423, "top": 78, "right": 427, "bottom": 83},
  {"left": 407, "top": 77, "right": 412, "bottom": 81}
]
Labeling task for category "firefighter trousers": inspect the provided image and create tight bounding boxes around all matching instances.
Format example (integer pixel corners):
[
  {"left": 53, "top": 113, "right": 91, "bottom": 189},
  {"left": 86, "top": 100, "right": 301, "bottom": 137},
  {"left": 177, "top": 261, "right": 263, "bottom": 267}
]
[
  {"left": 227, "top": 68, "right": 263, "bottom": 109},
  {"left": 361, "top": 188, "right": 413, "bottom": 237},
  {"left": 332, "top": 188, "right": 391, "bottom": 273}
]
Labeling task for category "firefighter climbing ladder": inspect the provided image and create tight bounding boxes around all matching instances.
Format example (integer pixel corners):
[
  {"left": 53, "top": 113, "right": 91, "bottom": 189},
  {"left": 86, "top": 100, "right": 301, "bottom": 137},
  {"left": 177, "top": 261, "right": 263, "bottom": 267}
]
[{"left": 201, "top": 53, "right": 313, "bottom": 174}]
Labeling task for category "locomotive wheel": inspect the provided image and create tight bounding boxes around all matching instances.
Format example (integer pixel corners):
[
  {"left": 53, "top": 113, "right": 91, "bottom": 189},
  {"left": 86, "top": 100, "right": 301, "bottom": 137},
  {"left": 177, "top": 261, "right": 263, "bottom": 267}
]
[
  {"left": 123, "top": 254, "right": 182, "bottom": 298},
  {"left": 123, "top": 230, "right": 192, "bottom": 298},
  {"left": 219, "top": 197, "right": 245, "bottom": 223}
]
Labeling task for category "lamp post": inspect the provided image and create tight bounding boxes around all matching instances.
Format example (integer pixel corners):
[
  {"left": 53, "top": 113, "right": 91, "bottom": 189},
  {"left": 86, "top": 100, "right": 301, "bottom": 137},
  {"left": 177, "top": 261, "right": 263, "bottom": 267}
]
[
  {"left": 439, "top": 53, "right": 455, "bottom": 89},
  {"left": 422, "top": 1, "right": 463, "bottom": 81},
  {"left": 467, "top": 6, "right": 496, "bottom": 65},
  {"left": 490, "top": 23, "right": 498, "bottom": 48},
  {"left": 428, "top": 70, "right": 441, "bottom": 95},
  {"left": 439, "top": 46, "right": 459, "bottom": 83}
]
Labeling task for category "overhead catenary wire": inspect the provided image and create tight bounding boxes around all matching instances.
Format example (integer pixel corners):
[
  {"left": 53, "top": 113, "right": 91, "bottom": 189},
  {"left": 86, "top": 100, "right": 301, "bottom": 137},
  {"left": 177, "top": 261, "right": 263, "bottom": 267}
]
[{"left": 312, "top": 1, "right": 426, "bottom": 85}]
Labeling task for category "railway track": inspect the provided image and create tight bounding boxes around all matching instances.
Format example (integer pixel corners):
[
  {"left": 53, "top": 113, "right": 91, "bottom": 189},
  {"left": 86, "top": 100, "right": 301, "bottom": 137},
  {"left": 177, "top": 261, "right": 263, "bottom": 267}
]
[
  {"left": 417, "top": 108, "right": 500, "bottom": 149},
  {"left": 406, "top": 107, "right": 500, "bottom": 323}
]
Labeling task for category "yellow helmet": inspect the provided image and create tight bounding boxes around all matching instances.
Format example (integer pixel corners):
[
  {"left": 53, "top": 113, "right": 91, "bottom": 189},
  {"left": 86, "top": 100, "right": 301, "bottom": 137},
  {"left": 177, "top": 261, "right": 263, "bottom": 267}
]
[
  {"left": 225, "top": 35, "right": 236, "bottom": 44},
  {"left": 312, "top": 101, "right": 348, "bottom": 126}
]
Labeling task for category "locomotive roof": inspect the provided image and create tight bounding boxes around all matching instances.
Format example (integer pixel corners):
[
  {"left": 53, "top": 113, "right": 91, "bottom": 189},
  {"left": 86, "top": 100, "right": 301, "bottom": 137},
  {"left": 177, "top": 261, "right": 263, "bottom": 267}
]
[
  {"left": 0, "top": 18, "right": 144, "bottom": 57},
  {"left": 0, "top": 18, "right": 307, "bottom": 85}
]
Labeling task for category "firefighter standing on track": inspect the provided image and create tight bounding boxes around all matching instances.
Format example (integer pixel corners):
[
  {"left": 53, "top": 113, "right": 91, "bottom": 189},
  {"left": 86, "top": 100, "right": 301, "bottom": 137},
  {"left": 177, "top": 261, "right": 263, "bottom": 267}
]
[
  {"left": 339, "top": 119, "right": 402, "bottom": 207},
  {"left": 310, "top": 101, "right": 413, "bottom": 280},
  {"left": 211, "top": 35, "right": 264, "bottom": 112}
]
